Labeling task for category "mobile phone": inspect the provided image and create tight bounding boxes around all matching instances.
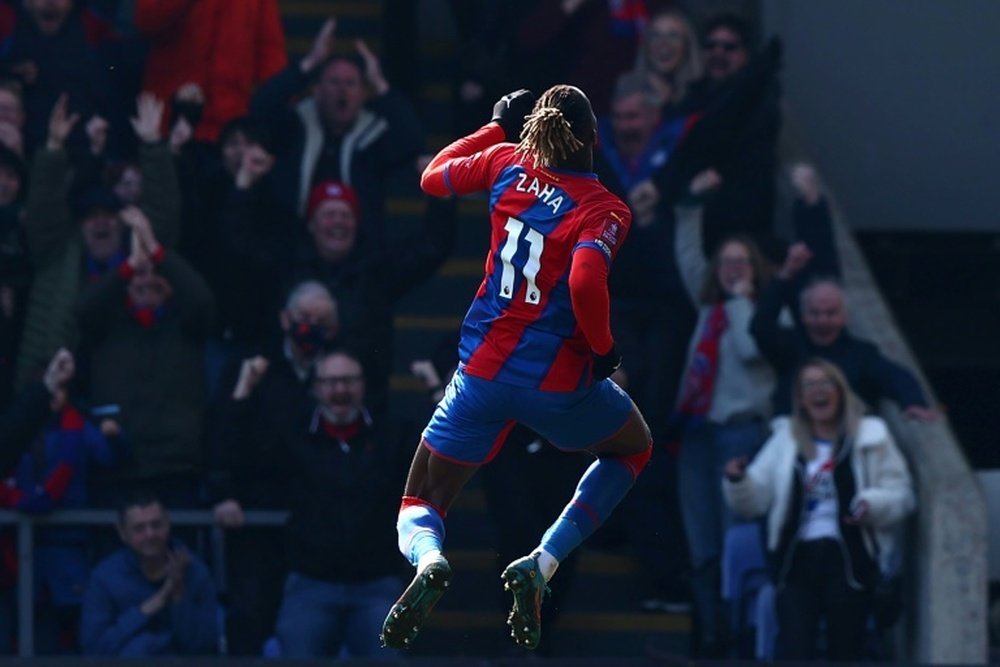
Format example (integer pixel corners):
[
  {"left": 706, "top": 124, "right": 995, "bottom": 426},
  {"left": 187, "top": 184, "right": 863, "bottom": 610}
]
[{"left": 91, "top": 404, "right": 121, "bottom": 418}]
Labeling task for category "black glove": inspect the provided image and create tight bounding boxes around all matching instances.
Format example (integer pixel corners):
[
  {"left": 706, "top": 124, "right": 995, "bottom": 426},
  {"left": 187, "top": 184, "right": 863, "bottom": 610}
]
[
  {"left": 592, "top": 344, "right": 622, "bottom": 381},
  {"left": 491, "top": 89, "right": 535, "bottom": 142}
]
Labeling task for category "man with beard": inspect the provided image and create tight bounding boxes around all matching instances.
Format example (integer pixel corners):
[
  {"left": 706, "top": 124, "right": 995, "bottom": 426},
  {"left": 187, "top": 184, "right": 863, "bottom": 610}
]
[
  {"left": 249, "top": 17, "right": 424, "bottom": 253},
  {"left": 270, "top": 348, "right": 411, "bottom": 658},
  {"left": 207, "top": 279, "right": 338, "bottom": 655}
]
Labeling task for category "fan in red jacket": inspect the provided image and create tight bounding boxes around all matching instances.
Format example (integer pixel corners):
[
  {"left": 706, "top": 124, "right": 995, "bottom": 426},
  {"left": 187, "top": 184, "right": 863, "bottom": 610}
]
[{"left": 134, "top": 0, "right": 287, "bottom": 142}]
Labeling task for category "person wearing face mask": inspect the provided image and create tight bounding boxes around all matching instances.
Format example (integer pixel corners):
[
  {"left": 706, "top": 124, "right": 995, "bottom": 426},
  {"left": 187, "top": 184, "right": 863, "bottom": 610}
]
[
  {"left": 668, "top": 169, "right": 779, "bottom": 656},
  {"left": 269, "top": 348, "right": 411, "bottom": 658},
  {"left": 289, "top": 180, "right": 457, "bottom": 414},
  {"left": 74, "top": 206, "right": 213, "bottom": 510},
  {"left": 205, "top": 279, "right": 338, "bottom": 656},
  {"left": 722, "top": 360, "right": 915, "bottom": 660}
]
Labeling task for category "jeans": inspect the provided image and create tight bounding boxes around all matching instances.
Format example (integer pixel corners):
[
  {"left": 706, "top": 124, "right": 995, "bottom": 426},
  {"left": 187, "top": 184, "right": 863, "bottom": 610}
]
[
  {"left": 678, "top": 418, "right": 765, "bottom": 645},
  {"left": 274, "top": 572, "right": 403, "bottom": 658},
  {"left": 776, "top": 538, "right": 871, "bottom": 660}
]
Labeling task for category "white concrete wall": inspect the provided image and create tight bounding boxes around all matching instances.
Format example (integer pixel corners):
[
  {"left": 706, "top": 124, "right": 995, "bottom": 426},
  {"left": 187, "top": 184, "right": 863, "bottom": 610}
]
[{"left": 761, "top": 0, "right": 1000, "bottom": 231}]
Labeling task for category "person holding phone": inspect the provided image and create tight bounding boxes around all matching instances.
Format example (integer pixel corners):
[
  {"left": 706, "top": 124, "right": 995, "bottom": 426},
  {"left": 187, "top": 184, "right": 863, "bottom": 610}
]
[{"left": 722, "top": 359, "right": 915, "bottom": 660}]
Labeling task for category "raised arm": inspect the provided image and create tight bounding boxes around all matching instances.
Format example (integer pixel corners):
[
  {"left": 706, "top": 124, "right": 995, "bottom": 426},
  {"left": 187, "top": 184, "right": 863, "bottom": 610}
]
[
  {"left": 133, "top": 93, "right": 181, "bottom": 249},
  {"left": 420, "top": 123, "right": 506, "bottom": 197},
  {"left": 421, "top": 89, "right": 535, "bottom": 197},
  {"left": 24, "top": 95, "right": 77, "bottom": 262}
]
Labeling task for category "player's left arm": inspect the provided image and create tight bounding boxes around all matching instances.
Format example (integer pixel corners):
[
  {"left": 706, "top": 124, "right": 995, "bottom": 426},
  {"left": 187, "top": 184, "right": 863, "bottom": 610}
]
[{"left": 568, "top": 204, "right": 631, "bottom": 355}]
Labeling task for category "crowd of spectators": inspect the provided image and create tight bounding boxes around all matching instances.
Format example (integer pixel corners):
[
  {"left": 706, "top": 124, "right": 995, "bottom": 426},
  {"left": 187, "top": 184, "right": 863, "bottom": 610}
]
[{"left": 0, "top": 0, "right": 932, "bottom": 661}]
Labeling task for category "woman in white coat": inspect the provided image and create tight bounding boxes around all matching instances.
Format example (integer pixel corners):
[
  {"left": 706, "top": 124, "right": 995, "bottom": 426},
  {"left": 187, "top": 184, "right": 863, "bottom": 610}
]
[{"left": 723, "top": 358, "right": 915, "bottom": 660}]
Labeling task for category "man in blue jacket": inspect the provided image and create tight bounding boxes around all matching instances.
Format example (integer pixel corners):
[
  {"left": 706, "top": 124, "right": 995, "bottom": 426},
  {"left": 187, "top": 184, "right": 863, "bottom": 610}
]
[{"left": 80, "top": 492, "right": 218, "bottom": 655}]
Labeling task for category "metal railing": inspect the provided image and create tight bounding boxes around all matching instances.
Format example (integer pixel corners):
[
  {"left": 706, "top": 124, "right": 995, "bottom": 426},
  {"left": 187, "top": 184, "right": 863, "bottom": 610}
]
[{"left": 0, "top": 508, "right": 288, "bottom": 658}]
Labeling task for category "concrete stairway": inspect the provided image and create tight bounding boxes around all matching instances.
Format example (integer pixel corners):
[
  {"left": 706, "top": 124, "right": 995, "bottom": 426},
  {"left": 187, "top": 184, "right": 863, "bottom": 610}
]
[{"left": 276, "top": 0, "right": 693, "bottom": 659}]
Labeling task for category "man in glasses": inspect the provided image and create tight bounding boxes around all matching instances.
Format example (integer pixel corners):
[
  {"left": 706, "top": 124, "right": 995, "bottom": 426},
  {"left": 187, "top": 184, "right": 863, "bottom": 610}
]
[
  {"left": 271, "top": 348, "right": 411, "bottom": 658},
  {"left": 207, "top": 279, "right": 339, "bottom": 655},
  {"left": 688, "top": 13, "right": 781, "bottom": 254},
  {"left": 703, "top": 15, "right": 751, "bottom": 85}
]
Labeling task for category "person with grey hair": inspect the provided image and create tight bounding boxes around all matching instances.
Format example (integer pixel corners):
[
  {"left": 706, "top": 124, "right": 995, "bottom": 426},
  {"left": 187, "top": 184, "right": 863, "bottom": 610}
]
[
  {"left": 750, "top": 246, "right": 937, "bottom": 420},
  {"left": 206, "top": 278, "right": 339, "bottom": 655},
  {"left": 723, "top": 359, "right": 915, "bottom": 660}
]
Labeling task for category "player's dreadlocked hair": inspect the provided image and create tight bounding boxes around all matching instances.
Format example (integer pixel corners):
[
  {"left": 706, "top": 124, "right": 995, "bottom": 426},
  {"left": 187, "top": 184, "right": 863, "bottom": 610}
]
[{"left": 517, "top": 85, "right": 594, "bottom": 168}]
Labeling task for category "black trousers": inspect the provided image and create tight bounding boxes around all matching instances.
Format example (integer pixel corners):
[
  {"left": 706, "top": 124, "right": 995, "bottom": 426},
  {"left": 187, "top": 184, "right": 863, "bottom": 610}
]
[{"left": 776, "top": 538, "right": 871, "bottom": 661}]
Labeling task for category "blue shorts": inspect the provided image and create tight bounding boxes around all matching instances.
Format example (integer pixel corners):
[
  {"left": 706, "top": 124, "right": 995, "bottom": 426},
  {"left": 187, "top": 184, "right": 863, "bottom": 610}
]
[{"left": 422, "top": 367, "right": 635, "bottom": 465}]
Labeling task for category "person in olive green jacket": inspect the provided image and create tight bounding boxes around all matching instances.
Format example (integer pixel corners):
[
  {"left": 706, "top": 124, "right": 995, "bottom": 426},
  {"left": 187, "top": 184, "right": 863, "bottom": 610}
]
[
  {"left": 16, "top": 92, "right": 180, "bottom": 388},
  {"left": 75, "top": 207, "right": 213, "bottom": 505}
]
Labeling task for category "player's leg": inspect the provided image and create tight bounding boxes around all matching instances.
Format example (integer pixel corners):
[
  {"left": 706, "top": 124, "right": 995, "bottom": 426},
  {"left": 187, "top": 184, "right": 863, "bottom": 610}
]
[
  {"left": 502, "top": 382, "right": 652, "bottom": 649},
  {"left": 381, "top": 442, "right": 479, "bottom": 649},
  {"left": 383, "top": 369, "right": 515, "bottom": 649}
]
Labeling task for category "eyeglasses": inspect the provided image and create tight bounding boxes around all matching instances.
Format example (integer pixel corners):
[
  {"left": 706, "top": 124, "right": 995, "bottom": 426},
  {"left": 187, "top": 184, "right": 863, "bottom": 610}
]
[
  {"left": 314, "top": 375, "right": 363, "bottom": 387},
  {"left": 704, "top": 39, "right": 742, "bottom": 53}
]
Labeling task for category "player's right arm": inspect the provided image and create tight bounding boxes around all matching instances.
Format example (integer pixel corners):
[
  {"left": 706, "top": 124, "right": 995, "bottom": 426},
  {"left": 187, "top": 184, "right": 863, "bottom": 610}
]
[
  {"left": 421, "top": 89, "right": 535, "bottom": 198},
  {"left": 419, "top": 123, "right": 507, "bottom": 197}
]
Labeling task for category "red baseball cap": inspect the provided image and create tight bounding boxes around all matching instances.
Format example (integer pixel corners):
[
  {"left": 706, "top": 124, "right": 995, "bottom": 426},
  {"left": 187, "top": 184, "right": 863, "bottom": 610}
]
[{"left": 306, "top": 180, "right": 361, "bottom": 221}]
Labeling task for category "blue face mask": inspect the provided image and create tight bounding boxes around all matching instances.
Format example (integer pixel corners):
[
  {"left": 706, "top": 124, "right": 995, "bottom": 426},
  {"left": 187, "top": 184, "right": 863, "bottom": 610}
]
[{"left": 289, "top": 321, "right": 329, "bottom": 355}]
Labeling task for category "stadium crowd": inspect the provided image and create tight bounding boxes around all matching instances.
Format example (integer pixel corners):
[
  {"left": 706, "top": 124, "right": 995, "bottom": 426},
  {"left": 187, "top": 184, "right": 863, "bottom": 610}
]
[{"left": 0, "top": 0, "right": 930, "bottom": 661}]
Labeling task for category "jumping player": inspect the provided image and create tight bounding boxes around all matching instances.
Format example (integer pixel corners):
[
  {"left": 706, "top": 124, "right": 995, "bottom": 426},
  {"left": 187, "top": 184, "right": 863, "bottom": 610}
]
[{"left": 380, "top": 86, "right": 654, "bottom": 651}]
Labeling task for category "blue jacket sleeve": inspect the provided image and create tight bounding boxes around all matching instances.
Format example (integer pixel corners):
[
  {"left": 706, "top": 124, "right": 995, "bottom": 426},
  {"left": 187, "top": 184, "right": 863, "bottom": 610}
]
[
  {"left": 0, "top": 383, "right": 51, "bottom": 472},
  {"left": 80, "top": 572, "right": 153, "bottom": 655},
  {"left": 863, "top": 344, "right": 929, "bottom": 409},
  {"left": 169, "top": 560, "right": 219, "bottom": 654}
]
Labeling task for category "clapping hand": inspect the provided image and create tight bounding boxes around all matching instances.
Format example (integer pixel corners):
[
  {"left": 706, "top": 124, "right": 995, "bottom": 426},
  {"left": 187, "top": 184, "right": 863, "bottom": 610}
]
[{"left": 163, "top": 547, "right": 191, "bottom": 601}]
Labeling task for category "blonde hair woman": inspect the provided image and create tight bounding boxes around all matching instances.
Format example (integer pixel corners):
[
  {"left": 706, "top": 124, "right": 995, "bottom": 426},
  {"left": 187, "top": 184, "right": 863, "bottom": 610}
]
[
  {"left": 633, "top": 10, "right": 703, "bottom": 111},
  {"left": 722, "top": 359, "right": 915, "bottom": 660}
]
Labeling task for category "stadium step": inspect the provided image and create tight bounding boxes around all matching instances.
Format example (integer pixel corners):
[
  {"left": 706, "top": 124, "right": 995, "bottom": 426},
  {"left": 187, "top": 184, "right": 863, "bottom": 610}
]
[{"left": 274, "top": 2, "right": 693, "bottom": 659}]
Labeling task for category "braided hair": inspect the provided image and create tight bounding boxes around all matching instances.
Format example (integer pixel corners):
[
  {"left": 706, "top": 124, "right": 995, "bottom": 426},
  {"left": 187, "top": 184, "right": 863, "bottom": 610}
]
[{"left": 516, "top": 85, "right": 594, "bottom": 168}]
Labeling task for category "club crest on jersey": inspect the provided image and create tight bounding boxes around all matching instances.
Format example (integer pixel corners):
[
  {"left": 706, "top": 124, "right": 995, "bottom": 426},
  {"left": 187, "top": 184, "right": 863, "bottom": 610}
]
[{"left": 514, "top": 172, "right": 565, "bottom": 214}]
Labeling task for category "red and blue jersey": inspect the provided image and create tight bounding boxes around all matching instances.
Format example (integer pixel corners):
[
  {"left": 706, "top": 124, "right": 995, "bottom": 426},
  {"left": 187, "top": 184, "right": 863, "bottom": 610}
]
[{"left": 431, "top": 132, "right": 631, "bottom": 391}]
